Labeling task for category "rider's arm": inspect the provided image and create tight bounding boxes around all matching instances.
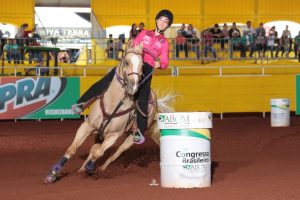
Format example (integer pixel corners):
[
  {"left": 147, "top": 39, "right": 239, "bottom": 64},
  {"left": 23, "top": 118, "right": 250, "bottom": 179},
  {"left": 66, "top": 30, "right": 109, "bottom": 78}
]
[{"left": 159, "top": 40, "right": 169, "bottom": 69}]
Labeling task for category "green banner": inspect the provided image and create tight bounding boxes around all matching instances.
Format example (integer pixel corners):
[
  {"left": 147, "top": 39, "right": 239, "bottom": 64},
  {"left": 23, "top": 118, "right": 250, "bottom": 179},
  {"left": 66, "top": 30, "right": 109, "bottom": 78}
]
[{"left": 23, "top": 77, "right": 80, "bottom": 119}]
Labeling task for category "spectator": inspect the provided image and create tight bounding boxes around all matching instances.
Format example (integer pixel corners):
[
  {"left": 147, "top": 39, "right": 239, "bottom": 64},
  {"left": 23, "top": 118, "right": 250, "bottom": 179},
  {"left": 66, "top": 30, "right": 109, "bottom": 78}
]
[
  {"left": 15, "top": 23, "right": 29, "bottom": 64},
  {"left": 256, "top": 23, "right": 266, "bottom": 37},
  {"left": 255, "top": 31, "right": 266, "bottom": 58},
  {"left": 129, "top": 23, "right": 138, "bottom": 40},
  {"left": 27, "top": 30, "right": 42, "bottom": 64},
  {"left": 229, "top": 22, "right": 241, "bottom": 38},
  {"left": 210, "top": 24, "right": 224, "bottom": 49},
  {"left": 266, "top": 30, "right": 276, "bottom": 58},
  {"left": 175, "top": 30, "right": 188, "bottom": 58},
  {"left": 0, "top": 30, "right": 5, "bottom": 57},
  {"left": 177, "top": 24, "right": 188, "bottom": 37},
  {"left": 222, "top": 23, "right": 229, "bottom": 47},
  {"left": 229, "top": 31, "right": 242, "bottom": 58},
  {"left": 190, "top": 31, "right": 200, "bottom": 59},
  {"left": 294, "top": 31, "right": 300, "bottom": 60},
  {"left": 137, "top": 22, "right": 145, "bottom": 34},
  {"left": 281, "top": 25, "right": 292, "bottom": 58},
  {"left": 4, "top": 38, "right": 21, "bottom": 64},
  {"left": 106, "top": 34, "right": 114, "bottom": 59},
  {"left": 202, "top": 29, "right": 217, "bottom": 60},
  {"left": 114, "top": 34, "right": 125, "bottom": 60},
  {"left": 243, "top": 21, "right": 256, "bottom": 57}
]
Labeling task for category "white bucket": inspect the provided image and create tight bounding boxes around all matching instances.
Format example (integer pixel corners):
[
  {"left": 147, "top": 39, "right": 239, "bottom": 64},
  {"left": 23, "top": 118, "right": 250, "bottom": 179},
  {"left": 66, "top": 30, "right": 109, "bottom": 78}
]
[
  {"left": 158, "top": 112, "right": 212, "bottom": 188},
  {"left": 271, "top": 98, "right": 290, "bottom": 127}
]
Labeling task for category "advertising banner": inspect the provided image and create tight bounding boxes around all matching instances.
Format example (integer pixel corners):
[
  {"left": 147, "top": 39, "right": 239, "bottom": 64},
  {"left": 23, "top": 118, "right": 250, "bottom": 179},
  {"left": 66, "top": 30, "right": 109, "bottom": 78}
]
[{"left": 0, "top": 77, "right": 80, "bottom": 119}]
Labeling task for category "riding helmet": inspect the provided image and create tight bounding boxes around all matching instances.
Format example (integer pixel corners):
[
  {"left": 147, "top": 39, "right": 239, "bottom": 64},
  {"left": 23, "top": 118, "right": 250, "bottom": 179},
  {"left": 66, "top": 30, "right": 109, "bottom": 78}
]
[{"left": 155, "top": 9, "right": 173, "bottom": 27}]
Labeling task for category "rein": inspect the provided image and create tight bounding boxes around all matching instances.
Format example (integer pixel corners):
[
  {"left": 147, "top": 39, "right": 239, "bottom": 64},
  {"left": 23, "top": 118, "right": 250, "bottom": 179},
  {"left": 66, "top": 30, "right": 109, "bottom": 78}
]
[{"left": 115, "top": 51, "right": 153, "bottom": 90}]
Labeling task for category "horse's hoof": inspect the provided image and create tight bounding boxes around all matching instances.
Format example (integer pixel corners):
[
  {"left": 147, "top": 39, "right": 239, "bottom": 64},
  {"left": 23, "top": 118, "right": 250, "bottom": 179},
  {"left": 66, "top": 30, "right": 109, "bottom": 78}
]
[
  {"left": 99, "top": 165, "right": 106, "bottom": 171},
  {"left": 77, "top": 167, "right": 85, "bottom": 174},
  {"left": 43, "top": 172, "right": 57, "bottom": 184},
  {"left": 85, "top": 160, "right": 96, "bottom": 176}
]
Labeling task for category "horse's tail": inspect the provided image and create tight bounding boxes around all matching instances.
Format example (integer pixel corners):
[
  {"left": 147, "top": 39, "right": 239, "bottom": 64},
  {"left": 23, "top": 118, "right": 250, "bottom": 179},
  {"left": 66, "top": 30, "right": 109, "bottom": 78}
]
[{"left": 148, "top": 92, "right": 177, "bottom": 145}]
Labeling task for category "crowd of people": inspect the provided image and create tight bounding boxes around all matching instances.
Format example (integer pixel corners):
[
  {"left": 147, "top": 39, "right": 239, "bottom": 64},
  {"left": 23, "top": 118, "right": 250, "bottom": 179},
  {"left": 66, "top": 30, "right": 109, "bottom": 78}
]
[
  {"left": 175, "top": 21, "right": 300, "bottom": 61},
  {"left": 105, "top": 21, "right": 300, "bottom": 62}
]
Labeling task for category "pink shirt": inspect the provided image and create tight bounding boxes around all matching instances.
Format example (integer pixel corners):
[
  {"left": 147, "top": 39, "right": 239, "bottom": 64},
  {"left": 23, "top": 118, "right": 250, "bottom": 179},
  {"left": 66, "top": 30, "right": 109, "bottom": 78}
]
[{"left": 133, "top": 30, "right": 169, "bottom": 69}]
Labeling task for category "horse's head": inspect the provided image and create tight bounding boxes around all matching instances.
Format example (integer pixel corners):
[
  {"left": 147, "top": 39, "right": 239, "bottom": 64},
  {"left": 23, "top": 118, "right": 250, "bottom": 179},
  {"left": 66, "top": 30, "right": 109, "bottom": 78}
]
[{"left": 120, "top": 41, "right": 143, "bottom": 95}]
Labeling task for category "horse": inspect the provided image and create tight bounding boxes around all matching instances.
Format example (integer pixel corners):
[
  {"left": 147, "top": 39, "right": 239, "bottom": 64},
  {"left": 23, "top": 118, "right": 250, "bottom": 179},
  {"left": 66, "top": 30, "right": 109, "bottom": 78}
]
[{"left": 44, "top": 41, "right": 175, "bottom": 183}]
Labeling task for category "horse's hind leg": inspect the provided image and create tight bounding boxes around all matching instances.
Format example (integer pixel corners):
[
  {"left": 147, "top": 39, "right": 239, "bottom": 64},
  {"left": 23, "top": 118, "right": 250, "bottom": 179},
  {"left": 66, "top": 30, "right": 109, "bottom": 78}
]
[
  {"left": 100, "top": 134, "right": 134, "bottom": 171},
  {"left": 44, "top": 120, "right": 94, "bottom": 183},
  {"left": 79, "top": 132, "right": 120, "bottom": 175}
]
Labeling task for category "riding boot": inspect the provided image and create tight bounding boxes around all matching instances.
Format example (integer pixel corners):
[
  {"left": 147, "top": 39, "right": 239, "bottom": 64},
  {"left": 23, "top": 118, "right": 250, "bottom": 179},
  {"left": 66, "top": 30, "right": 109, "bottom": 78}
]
[
  {"left": 72, "top": 68, "right": 116, "bottom": 114},
  {"left": 134, "top": 63, "right": 153, "bottom": 144}
]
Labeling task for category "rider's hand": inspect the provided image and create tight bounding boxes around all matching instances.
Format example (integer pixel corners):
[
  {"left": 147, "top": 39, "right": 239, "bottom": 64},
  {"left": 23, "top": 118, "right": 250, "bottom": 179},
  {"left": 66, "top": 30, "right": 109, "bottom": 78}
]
[{"left": 154, "top": 61, "right": 160, "bottom": 69}]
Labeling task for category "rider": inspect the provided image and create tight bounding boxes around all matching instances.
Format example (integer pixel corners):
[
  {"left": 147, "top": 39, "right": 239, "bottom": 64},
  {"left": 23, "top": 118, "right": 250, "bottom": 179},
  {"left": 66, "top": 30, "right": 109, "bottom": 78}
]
[{"left": 72, "top": 9, "right": 173, "bottom": 144}]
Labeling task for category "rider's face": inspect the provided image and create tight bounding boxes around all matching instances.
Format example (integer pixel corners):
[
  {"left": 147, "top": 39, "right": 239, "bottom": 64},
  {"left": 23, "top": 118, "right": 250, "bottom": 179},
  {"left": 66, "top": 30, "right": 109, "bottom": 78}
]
[{"left": 157, "top": 16, "right": 170, "bottom": 31}]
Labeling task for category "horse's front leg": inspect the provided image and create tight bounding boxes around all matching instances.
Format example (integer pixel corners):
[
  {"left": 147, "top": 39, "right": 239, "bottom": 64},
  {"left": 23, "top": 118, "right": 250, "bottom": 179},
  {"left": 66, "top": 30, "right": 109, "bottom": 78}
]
[
  {"left": 79, "top": 132, "right": 120, "bottom": 175},
  {"left": 44, "top": 120, "right": 95, "bottom": 183},
  {"left": 100, "top": 134, "right": 135, "bottom": 171}
]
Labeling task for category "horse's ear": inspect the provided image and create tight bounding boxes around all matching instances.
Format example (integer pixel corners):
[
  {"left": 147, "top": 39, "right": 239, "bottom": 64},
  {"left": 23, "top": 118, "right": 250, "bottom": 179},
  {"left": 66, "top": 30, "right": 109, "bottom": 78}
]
[
  {"left": 126, "top": 40, "right": 133, "bottom": 49},
  {"left": 137, "top": 42, "right": 143, "bottom": 54}
]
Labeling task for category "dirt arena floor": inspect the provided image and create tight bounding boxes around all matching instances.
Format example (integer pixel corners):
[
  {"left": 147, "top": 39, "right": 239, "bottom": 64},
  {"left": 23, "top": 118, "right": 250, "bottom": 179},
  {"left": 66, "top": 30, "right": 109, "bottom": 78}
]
[{"left": 1, "top": 116, "right": 300, "bottom": 200}]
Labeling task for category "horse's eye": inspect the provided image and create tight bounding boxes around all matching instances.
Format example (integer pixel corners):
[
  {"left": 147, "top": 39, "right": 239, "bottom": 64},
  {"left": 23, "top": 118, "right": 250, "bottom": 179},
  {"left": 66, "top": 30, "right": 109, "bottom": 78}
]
[{"left": 125, "top": 61, "right": 129, "bottom": 65}]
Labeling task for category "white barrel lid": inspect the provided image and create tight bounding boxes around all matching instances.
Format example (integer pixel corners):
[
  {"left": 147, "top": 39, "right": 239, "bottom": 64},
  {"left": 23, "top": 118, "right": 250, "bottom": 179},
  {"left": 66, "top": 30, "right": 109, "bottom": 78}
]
[
  {"left": 271, "top": 98, "right": 290, "bottom": 105},
  {"left": 157, "top": 112, "right": 212, "bottom": 129}
]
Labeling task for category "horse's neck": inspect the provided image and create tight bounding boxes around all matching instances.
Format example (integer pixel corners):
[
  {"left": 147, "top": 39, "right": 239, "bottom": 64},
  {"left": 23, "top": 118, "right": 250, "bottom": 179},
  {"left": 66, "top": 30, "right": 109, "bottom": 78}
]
[{"left": 104, "top": 72, "right": 133, "bottom": 104}]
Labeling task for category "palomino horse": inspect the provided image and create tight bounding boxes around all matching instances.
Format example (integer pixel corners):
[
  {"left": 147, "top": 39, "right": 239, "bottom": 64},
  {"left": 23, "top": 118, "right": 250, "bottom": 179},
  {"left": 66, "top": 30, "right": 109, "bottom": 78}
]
[{"left": 44, "top": 42, "right": 175, "bottom": 183}]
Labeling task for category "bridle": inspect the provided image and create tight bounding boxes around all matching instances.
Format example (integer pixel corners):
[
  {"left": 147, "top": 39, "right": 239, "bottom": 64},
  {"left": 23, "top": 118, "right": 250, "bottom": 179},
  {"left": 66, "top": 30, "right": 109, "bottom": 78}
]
[{"left": 115, "top": 49, "right": 143, "bottom": 90}]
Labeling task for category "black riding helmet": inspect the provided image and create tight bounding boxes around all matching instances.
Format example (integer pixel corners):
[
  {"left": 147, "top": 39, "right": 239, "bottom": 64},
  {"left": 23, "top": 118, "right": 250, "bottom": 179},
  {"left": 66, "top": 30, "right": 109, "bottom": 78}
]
[{"left": 155, "top": 9, "right": 173, "bottom": 33}]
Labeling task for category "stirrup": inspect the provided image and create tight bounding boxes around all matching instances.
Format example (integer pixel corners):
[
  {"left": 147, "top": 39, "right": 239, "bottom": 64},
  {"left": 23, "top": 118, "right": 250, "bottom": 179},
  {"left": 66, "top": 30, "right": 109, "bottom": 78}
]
[
  {"left": 71, "top": 102, "right": 85, "bottom": 114},
  {"left": 132, "top": 129, "right": 145, "bottom": 144}
]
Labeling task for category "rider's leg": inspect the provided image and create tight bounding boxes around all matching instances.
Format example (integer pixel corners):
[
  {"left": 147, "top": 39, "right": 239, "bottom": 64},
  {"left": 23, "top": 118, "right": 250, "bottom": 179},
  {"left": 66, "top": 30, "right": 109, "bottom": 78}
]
[
  {"left": 72, "top": 68, "right": 116, "bottom": 114},
  {"left": 133, "top": 63, "right": 153, "bottom": 144}
]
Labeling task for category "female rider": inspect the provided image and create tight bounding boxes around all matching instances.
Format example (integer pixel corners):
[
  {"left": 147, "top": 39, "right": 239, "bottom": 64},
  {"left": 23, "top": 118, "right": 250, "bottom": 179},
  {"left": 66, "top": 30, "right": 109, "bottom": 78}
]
[{"left": 72, "top": 9, "right": 173, "bottom": 144}]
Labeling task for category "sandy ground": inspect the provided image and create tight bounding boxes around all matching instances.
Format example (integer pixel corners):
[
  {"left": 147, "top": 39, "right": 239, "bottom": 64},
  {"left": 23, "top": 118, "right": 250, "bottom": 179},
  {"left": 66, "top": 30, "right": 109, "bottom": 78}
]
[{"left": 1, "top": 116, "right": 300, "bottom": 200}]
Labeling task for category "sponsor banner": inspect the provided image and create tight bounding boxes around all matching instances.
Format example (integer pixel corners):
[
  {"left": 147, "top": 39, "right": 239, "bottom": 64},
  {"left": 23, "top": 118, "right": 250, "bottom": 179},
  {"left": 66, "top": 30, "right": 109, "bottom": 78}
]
[
  {"left": 157, "top": 112, "right": 212, "bottom": 129},
  {"left": 0, "top": 77, "right": 80, "bottom": 119}
]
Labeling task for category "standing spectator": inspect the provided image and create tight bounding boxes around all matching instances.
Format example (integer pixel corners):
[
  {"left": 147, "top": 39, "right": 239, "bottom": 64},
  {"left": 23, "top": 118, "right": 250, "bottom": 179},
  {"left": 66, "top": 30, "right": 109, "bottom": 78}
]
[
  {"left": 229, "top": 31, "right": 242, "bottom": 58},
  {"left": 0, "top": 30, "right": 5, "bottom": 57},
  {"left": 129, "top": 23, "right": 138, "bottom": 40},
  {"left": 185, "top": 24, "right": 194, "bottom": 39},
  {"left": 202, "top": 29, "right": 217, "bottom": 60},
  {"left": 294, "top": 31, "right": 300, "bottom": 60},
  {"left": 210, "top": 24, "right": 224, "bottom": 50},
  {"left": 266, "top": 30, "right": 276, "bottom": 58},
  {"left": 281, "top": 25, "right": 292, "bottom": 58},
  {"left": 222, "top": 23, "right": 229, "bottom": 48},
  {"left": 175, "top": 31, "right": 188, "bottom": 58},
  {"left": 178, "top": 24, "right": 188, "bottom": 37},
  {"left": 137, "top": 22, "right": 145, "bottom": 34},
  {"left": 190, "top": 31, "right": 200, "bottom": 59},
  {"left": 15, "top": 23, "right": 29, "bottom": 64},
  {"left": 243, "top": 21, "right": 256, "bottom": 57},
  {"left": 106, "top": 34, "right": 114, "bottom": 59},
  {"left": 27, "top": 30, "right": 42, "bottom": 64},
  {"left": 229, "top": 22, "right": 241, "bottom": 38},
  {"left": 256, "top": 23, "right": 266, "bottom": 37},
  {"left": 255, "top": 31, "right": 266, "bottom": 58},
  {"left": 114, "top": 34, "right": 125, "bottom": 60},
  {"left": 4, "top": 39, "right": 21, "bottom": 64}
]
